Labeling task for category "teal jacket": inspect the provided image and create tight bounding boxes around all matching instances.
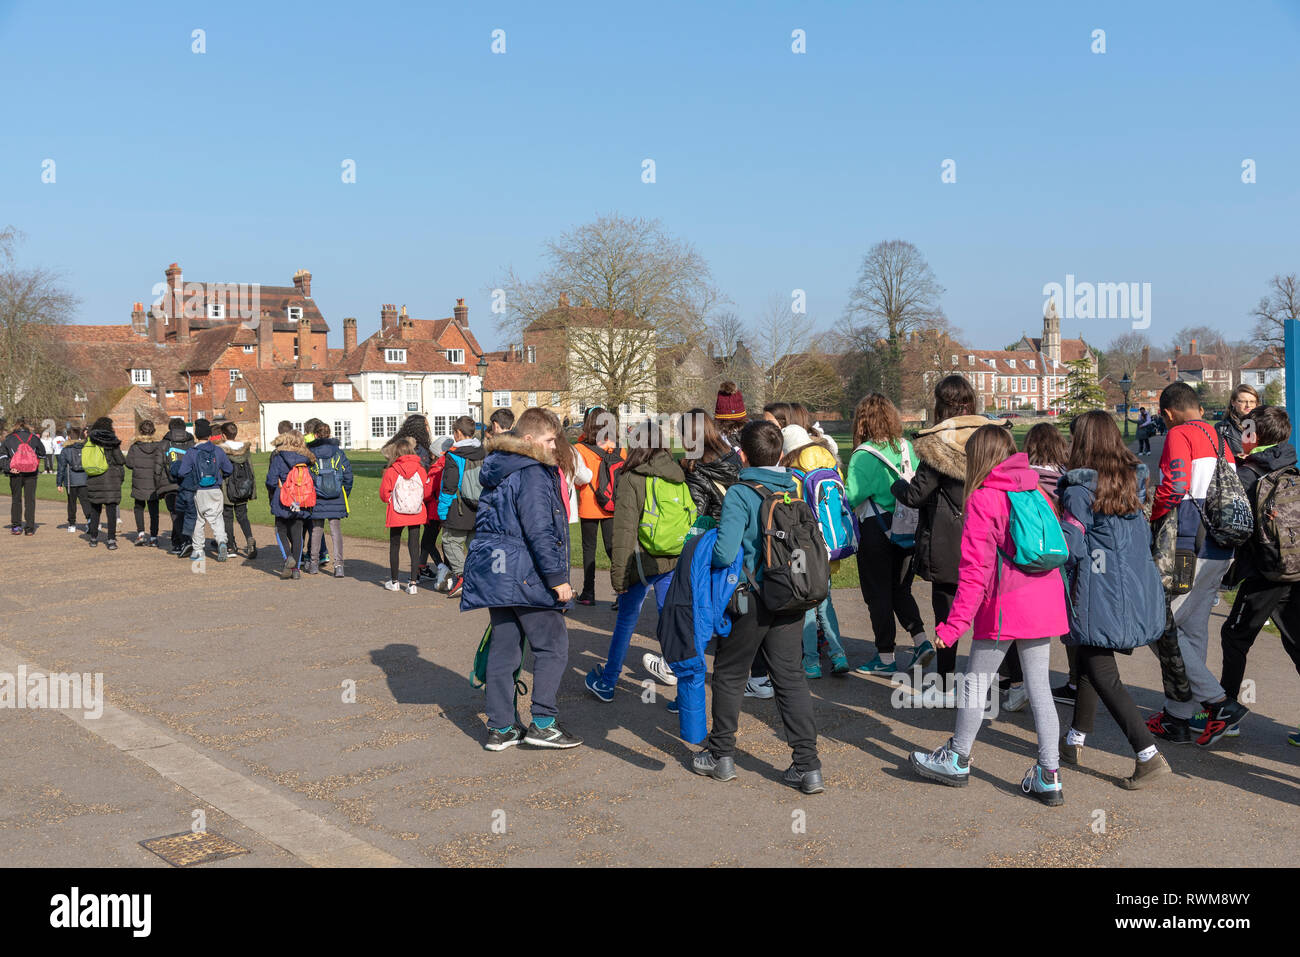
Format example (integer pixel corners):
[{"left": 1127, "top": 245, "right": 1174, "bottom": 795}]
[{"left": 710, "top": 466, "right": 798, "bottom": 583}]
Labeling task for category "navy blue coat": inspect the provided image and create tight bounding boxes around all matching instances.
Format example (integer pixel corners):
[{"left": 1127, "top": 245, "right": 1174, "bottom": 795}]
[
  {"left": 460, "top": 435, "right": 571, "bottom": 611},
  {"left": 1059, "top": 467, "right": 1164, "bottom": 650},
  {"left": 265, "top": 444, "right": 317, "bottom": 519},
  {"left": 306, "top": 439, "right": 354, "bottom": 519}
]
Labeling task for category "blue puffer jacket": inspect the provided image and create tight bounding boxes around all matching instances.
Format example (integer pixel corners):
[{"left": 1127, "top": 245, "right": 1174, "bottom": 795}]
[
  {"left": 460, "top": 434, "right": 571, "bottom": 611},
  {"left": 306, "top": 439, "right": 354, "bottom": 519},
  {"left": 1059, "top": 466, "right": 1164, "bottom": 650},
  {"left": 656, "top": 528, "right": 743, "bottom": 744}
]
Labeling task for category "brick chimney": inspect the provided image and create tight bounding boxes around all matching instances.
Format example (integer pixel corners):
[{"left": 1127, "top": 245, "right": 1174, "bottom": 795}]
[
  {"left": 343, "top": 316, "right": 357, "bottom": 355},
  {"left": 1189, "top": 339, "right": 1198, "bottom": 356},
  {"left": 293, "top": 268, "right": 312, "bottom": 298},
  {"left": 400, "top": 319, "right": 415, "bottom": 340},
  {"left": 298, "top": 316, "right": 313, "bottom": 369},
  {"left": 454, "top": 297, "right": 468, "bottom": 326},
  {"left": 258, "top": 312, "right": 273, "bottom": 368},
  {"left": 1142, "top": 345, "right": 1150, "bottom": 366},
  {"left": 1174, "top": 345, "right": 1182, "bottom": 359},
  {"left": 166, "top": 263, "right": 190, "bottom": 341},
  {"left": 381, "top": 303, "right": 398, "bottom": 333},
  {"left": 149, "top": 305, "right": 166, "bottom": 344}
]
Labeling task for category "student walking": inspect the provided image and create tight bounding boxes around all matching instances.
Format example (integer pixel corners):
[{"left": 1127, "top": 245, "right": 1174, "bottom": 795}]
[
  {"left": 695, "top": 419, "right": 824, "bottom": 794},
  {"left": 265, "top": 429, "right": 317, "bottom": 580},
  {"left": 846, "top": 393, "right": 928, "bottom": 676},
  {"left": 1058, "top": 411, "right": 1171, "bottom": 788},
  {"left": 158, "top": 418, "right": 196, "bottom": 554},
  {"left": 418, "top": 437, "right": 450, "bottom": 586},
  {"left": 177, "top": 419, "right": 233, "bottom": 563},
  {"left": 125, "top": 420, "right": 165, "bottom": 546},
  {"left": 436, "top": 416, "right": 485, "bottom": 599},
  {"left": 219, "top": 422, "right": 258, "bottom": 558},
  {"left": 462, "top": 408, "right": 582, "bottom": 751},
  {"left": 56, "top": 427, "right": 91, "bottom": 533},
  {"left": 83, "top": 417, "right": 126, "bottom": 550},
  {"left": 910, "top": 426, "right": 1069, "bottom": 805},
  {"left": 586, "top": 421, "right": 692, "bottom": 702},
  {"left": 4, "top": 418, "right": 46, "bottom": 535},
  {"left": 305, "top": 420, "right": 353, "bottom": 577},
  {"left": 379, "top": 436, "right": 432, "bottom": 593},
  {"left": 574, "top": 406, "right": 625, "bottom": 606}
]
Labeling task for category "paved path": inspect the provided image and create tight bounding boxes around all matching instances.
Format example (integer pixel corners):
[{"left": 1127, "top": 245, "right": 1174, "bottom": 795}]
[{"left": 0, "top": 496, "right": 1296, "bottom": 867}]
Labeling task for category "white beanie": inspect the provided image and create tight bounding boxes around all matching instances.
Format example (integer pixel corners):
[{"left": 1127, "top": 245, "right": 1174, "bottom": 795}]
[{"left": 781, "top": 424, "right": 812, "bottom": 456}]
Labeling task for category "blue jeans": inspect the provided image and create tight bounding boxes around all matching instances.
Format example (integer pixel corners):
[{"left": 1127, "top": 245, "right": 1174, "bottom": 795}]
[
  {"left": 802, "top": 595, "right": 844, "bottom": 667},
  {"left": 601, "top": 572, "right": 673, "bottom": 682}
]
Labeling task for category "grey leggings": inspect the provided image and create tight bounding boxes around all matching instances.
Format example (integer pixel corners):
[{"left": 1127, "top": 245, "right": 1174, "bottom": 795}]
[
  {"left": 310, "top": 518, "right": 343, "bottom": 565},
  {"left": 953, "top": 638, "right": 1059, "bottom": 770}
]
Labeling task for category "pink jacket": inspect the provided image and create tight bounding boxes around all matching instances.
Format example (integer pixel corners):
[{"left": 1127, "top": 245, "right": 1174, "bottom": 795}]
[{"left": 935, "top": 453, "right": 1068, "bottom": 645}]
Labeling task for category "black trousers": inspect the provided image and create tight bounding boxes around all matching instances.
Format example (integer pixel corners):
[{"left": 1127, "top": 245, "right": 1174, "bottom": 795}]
[
  {"left": 856, "top": 519, "right": 925, "bottom": 653},
  {"left": 1069, "top": 645, "right": 1156, "bottom": 754},
  {"left": 86, "top": 502, "right": 118, "bottom": 541},
  {"left": 223, "top": 502, "right": 253, "bottom": 546},
  {"left": 389, "top": 525, "right": 421, "bottom": 581},
  {"left": 66, "top": 487, "right": 90, "bottom": 526},
  {"left": 931, "top": 581, "right": 960, "bottom": 679},
  {"left": 275, "top": 517, "right": 304, "bottom": 568},
  {"left": 706, "top": 600, "right": 820, "bottom": 772},
  {"left": 1221, "top": 575, "right": 1300, "bottom": 701},
  {"left": 9, "top": 473, "right": 37, "bottom": 531},
  {"left": 133, "top": 498, "right": 160, "bottom": 537},
  {"left": 579, "top": 517, "right": 613, "bottom": 597},
  {"left": 420, "top": 518, "right": 444, "bottom": 567}
]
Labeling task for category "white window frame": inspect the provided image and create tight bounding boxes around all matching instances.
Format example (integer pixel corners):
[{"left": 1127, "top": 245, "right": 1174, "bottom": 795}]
[
  {"left": 445, "top": 349, "right": 465, "bottom": 364},
  {"left": 527, "top": 392, "right": 537, "bottom": 407},
  {"left": 385, "top": 348, "right": 407, "bottom": 364},
  {"left": 194, "top": 382, "right": 204, "bottom": 396},
  {"left": 234, "top": 388, "right": 247, "bottom": 403},
  {"left": 293, "top": 382, "right": 313, "bottom": 401},
  {"left": 333, "top": 420, "right": 352, "bottom": 449},
  {"left": 492, "top": 391, "right": 511, "bottom": 408},
  {"left": 131, "top": 368, "right": 152, "bottom": 386},
  {"left": 207, "top": 302, "right": 225, "bottom": 320},
  {"left": 333, "top": 383, "right": 351, "bottom": 401},
  {"left": 242, "top": 344, "right": 255, "bottom": 353},
  {"left": 229, "top": 368, "right": 240, "bottom": 383},
  {"left": 287, "top": 306, "right": 304, "bottom": 321}
]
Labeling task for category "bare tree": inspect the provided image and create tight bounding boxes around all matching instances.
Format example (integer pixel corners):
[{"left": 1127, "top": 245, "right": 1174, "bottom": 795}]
[
  {"left": 0, "top": 228, "right": 82, "bottom": 422},
  {"left": 1101, "top": 331, "right": 1151, "bottom": 379},
  {"left": 492, "top": 214, "right": 720, "bottom": 413},
  {"left": 751, "top": 294, "right": 819, "bottom": 405},
  {"left": 1251, "top": 273, "right": 1300, "bottom": 352},
  {"left": 841, "top": 240, "right": 947, "bottom": 405}
]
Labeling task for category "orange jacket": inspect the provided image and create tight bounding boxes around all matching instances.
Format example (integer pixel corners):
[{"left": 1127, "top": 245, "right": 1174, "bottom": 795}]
[{"left": 574, "top": 440, "right": 626, "bottom": 520}]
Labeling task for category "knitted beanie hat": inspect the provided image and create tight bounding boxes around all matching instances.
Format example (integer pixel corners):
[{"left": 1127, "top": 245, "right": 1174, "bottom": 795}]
[{"left": 715, "top": 381, "right": 746, "bottom": 422}]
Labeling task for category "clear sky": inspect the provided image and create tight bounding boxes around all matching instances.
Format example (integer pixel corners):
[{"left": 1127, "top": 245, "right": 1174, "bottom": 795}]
[{"left": 2, "top": 0, "right": 1297, "bottom": 354}]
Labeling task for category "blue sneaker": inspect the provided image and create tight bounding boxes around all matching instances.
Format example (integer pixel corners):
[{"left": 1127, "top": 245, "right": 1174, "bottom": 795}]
[
  {"left": 1021, "top": 764, "right": 1064, "bottom": 806},
  {"left": 585, "top": 666, "right": 615, "bottom": 703},
  {"left": 910, "top": 738, "right": 970, "bottom": 787},
  {"left": 804, "top": 657, "right": 823, "bottom": 679},
  {"left": 1289, "top": 727, "right": 1300, "bottom": 747},
  {"left": 856, "top": 654, "right": 897, "bottom": 675},
  {"left": 666, "top": 697, "right": 679, "bottom": 714},
  {"left": 911, "top": 640, "right": 937, "bottom": 669}
]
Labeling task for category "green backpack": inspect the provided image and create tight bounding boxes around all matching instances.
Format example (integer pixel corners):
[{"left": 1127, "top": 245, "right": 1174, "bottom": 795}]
[
  {"left": 1004, "top": 488, "right": 1068, "bottom": 571},
  {"left": 637, "top": 475, "right": 698, "bottom": 556},
  {"left": 81, "top": 441, "right": 108, "bottom": 477},
  {"left": 470, "top": 625, "right": 529, "bottom": 723}
]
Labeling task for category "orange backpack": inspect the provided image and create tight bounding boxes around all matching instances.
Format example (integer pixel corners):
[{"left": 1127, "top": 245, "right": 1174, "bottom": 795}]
[{"left": 279, "top": 461, "right": 317, "bottom": 510}]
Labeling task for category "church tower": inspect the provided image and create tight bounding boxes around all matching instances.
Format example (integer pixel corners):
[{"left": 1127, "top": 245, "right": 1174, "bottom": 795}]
[{"left": 1043, "top": 296, "right": 1061, "bottom": 364}]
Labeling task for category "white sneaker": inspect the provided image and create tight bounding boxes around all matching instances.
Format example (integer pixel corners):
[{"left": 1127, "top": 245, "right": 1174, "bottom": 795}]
[
  {"left": 744, "top": 676, "right": 774, "bottom": 699},
  {"left": 384, "top": 580, "right": 402, "bottom": 592},
  {"left": 67, "top": 524, "right": 76, "bottom": 534},
  {"left": 1004, "top": 683, "right": 1030, "bottom": 713},
  {"left": 643, "top": 652, "right": 677, "bottom": 686},
  {"left": 405, "top": 581, "right": 418, "bottom": 595}
]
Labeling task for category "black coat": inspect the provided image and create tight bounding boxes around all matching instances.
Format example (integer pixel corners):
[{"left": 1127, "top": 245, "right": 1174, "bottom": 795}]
[
  {"left": 682, "top": 449, "right": 741, "bottom": 521},
  {"left": 125, "top": 438, "right": 165, "bottom": 501},
  {"left": 155, "top": 427, "right": 195, "bottom": 495},
  {"left": 84, "top": 427, "right": 126, "bottom": 506},
  {"left": 1217, "top": 412, "right": 1248, "bottom": 458}
]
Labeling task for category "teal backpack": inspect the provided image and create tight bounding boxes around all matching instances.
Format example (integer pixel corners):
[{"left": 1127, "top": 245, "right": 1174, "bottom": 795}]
[{"left": 1004, "top": 489, "right": 1068, "bottom": 571}]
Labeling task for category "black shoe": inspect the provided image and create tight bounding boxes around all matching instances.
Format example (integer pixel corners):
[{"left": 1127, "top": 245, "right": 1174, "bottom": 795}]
[
  {"left": 523, "top": 721, "right": 582, "bottom": 749},
  {"left": 177, "top": 542, "right": 193, "bottom": 559},
  {"left": 24, "top": 529, "right": 34, "bottom": 536},
  {"left": 88, "top": 539, "right": 98, "bottom": 548},
  {"left": 446, "top": 576, "right": 463, "bottom": 599},
  {"left": 418, "top": 564, "right": 436, "bottom": 580},
  {"left": 1146, "top": 709, "right": 1193, "bottom": 744},
  {"left": 105, "top": 539, "right": 118, "bottom": 551},
  {"left": 484, "top": 724, "right": 527, "bottom": 751},
  {"left": 692, "top": 750, "right": 736, "bottom": 781},
  {"left": 246, "top": 538, "right": 257, "bottom": 560},
  {"left": 781, "top": 764, "right": 825, "bottom": 794},
  {"left": 1051, "top": 682, "right": 1077, "bottom": 705},
  {"left": 1198, "top": 699, "right": 1250, "bottom": 747}
]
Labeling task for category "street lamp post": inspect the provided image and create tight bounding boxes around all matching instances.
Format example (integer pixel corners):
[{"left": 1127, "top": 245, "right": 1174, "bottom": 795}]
[
  {"left": 1120, "top": 372, "right": 1133, "bottom": 438},
  {"left": 477, "top": 355, "right": 488, "bottom": 440}
]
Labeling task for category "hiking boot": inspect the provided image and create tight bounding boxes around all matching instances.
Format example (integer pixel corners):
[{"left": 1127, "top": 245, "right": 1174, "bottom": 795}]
[
  {"left": 692, "top": 750, "right": 736, "bottom": 781},
  {"left": 1060, "top": 736, "right": 1084, "bottom": 766},
  {"left": 856, "top": 654, "right": 897, "bottom": 675},
  {"left": 643, "top": 652, "right": 677, "bottom": 686},
  {"left": 523, "top": 721, "right": 582, "bottom": 749},
  {"left": 1120, "top": 752, "right": 1172, "bottom": 790},
  {"left": 1197, "top": 699, "right": 1250, "bottom": 747},
  {"left": 782, "top": 764, "right": 825, "bottom": 794},
  {"left": 585, "top": 666, "right": 616, "bottom": 702},
  {"left": 1052, "top": 682, "right": 1078, "bottom": 705},
  {"left": 333, "top": 563, "right": 345, "bottom": 578},
  {"left": 1021, "top": 764, "right": 1064, "bottom": 806},
  {"left": 217, "top": 543, "right": 228, "bottom": 562},
  {"left": 280, "top": 560, "right": 297, "bottom": 580},
  {"left": 910, "top": 739, "right": 970, "bottom": 787},
  {"left": 912, "top": 639, "right": 937, "bottom": 669},
  {"left": 246, "top": 538, "right": 257, "bottom": 559},
  {"left": 483, "top": 724, "right": 526, "bottom": 752},
  {"left": 744, "top": 676, "right": 774, "bottom": 699},
  {"left": 1146, "top": 709, "right": 1192, "bottom": 744}
]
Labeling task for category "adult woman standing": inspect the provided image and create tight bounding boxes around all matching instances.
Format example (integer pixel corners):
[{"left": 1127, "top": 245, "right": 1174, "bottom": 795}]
[{"left": 1218, "top": 384, "right": 1259, "bottom": 457}]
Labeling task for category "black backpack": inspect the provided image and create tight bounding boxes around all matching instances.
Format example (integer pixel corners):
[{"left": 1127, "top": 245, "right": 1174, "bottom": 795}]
[
  {"left": 584, "top": 443, "right": 624, "bottom": 513},
  {"left": 227, "top": 458, "right": 256, "bottom": 502},
  {"left": 737, "top": 480, "right": 830, "bottom": 613}
]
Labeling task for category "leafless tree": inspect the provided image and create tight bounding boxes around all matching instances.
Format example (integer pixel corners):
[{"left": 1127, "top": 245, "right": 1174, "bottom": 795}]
[
  {"left": 0, "top": 228, "right": 83, "bottom": 422},
  {"left": 841, "top": 240, "right": 947, "bottom": 405},
  {"left": 1101, "top": 331, "right": 1151, "bottom": 378},
  {"left": 1251, "top": 273, "right": 1300, "bottom": 352}
]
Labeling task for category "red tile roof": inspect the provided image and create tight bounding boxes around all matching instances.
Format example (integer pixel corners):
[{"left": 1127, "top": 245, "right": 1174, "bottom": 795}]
[
  {"left": 336, "top": 336, "right": 465, "bottom": 375},
  {"left": 237, "top": 369, "right": 360, "bottom": 403}
]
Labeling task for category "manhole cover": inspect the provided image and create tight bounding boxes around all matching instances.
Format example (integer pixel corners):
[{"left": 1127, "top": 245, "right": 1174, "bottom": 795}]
[{"left": 139, "top": 831, "right": 250, "bottom": 867}]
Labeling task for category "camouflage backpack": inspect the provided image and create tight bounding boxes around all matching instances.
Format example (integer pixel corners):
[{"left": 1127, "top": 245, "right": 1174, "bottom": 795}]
[{"left": 1251, "top": 465, "right": 1300, "bottom": 582}]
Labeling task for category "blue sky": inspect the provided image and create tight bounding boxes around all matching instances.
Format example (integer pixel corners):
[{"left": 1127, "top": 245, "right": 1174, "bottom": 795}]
[{"left": 2, "top": 0, "right": 1297, "bottom": 354}]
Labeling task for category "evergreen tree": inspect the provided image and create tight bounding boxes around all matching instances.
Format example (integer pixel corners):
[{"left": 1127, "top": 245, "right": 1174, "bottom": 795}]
[{"left": 1063, "top": 358, "right": 1106, "bottom": 415}]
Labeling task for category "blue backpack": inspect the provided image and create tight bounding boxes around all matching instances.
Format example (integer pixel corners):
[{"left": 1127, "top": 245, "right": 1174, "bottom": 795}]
[
  {"left": 1004, "top": 489, "right": 1068, "bottom": 571},
  {"left": 792, "top": 467, "right": 858, "bottom": 560},
  {"left": 313, "top": 453, "right": 345, "bottom": 499},
  {"left": 193, "top": 444, "right": 221, "bottom": 488}
]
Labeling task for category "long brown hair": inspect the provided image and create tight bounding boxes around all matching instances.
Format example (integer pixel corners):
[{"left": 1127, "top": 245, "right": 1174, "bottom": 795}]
[
  {"left": 763, "top": 402, "right": 793, "bottom": 428},
  {"left": 678, "top": 408, "right": 731, "bottom": 469},
  {"left": 1067, "top": 411, "right": 1140, "bottom": 515},
  {"left": 934, "top": 374, "right": 976, "bottom": 422},
  {"left": 553, "top": 428, "right": 576, "bottom": 478},
  {"left": 852, "top": 393, "right": 903, "bottom": 452},
  {"left": 1024, "top": 422, "right": 1069, "bottom": 470},
  {"left": 964, "top": 425, "right": 1017, "bottom": 500}
]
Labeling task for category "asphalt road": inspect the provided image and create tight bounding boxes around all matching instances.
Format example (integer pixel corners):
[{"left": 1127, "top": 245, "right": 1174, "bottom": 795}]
[{"left": 0, "top": 494, "right": 1296, "bottom": 867}]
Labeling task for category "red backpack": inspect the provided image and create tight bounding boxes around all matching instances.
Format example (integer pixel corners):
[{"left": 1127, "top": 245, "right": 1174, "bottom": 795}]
[
  {"left": 10, "top": 436, "right": 38, "bottom": 473},
  {"left": 584, "top": 443, "right": 624, "bottom": 514},
  {"left": 278, "top": 461, "right": 317, "bottom": 510}
]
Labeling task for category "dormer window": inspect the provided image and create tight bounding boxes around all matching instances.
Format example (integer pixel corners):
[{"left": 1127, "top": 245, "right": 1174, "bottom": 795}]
[
  {"left": 131, "top": 368, "right": 152, "bottom": 386},
  {"left": 967, "top": 354, "right": 974, "bottom": 366},
  {"left": 1027, "top": 359, "right": 1035, "bottom": 369},
  {"left": 385, "top": 349, "right": 407, "bottom": 363},
  {"left": 951, "top": 355, "right": 958, "bottom": 366},
  {"left": 445, "top": 349, "right": 465, "bottom": 364},
  {"left": 1008, "top": 359, "right": 1017, "bottom": 368},
  {"left": 287, "top": 306, "right": 304, "bottom": 321},
  {"left": 293, "top": 382, "right": 313, "bottom": 401},
  {"left": 207, "top": 302, "right": 225, "bottom": 320}
]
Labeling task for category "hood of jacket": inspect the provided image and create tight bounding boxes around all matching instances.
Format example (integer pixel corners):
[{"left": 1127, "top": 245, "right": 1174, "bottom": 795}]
[
  {"left": 692, "top": 449, "right": 741, "bottom": 483},
  {"left": 87, "top": 427, "right": 121, "bottom": 449},
  {"left": 307, "top": 438, "right": 342, "bottom": 459},
  {"left": 979, "top": 452, "right": 1039, "bottom": 492},
  {"left": 389, "top": 453, "right": 425, "bottom": 478},
  {"left": 221, "top": 440, "right": 250, "bottom": 460},
  {"left": 913, "top": 415, "right": 992, "bottom": 480},
  {"left": 132, "top": 437, "right": 163, "bottom": 452},
  {"left": 1243, "top": 442, "right": 1298, "bottom": 473},
  {"left": 737, "top": 465, "right": 797, "bottom": 493},
  {"left": 164, "top": 427, "right": 194, "bottom": 445},
  {"left": 449, "top": 438, "right": 486, "bottom": 463},
  {"left": 272, "top": 431, "right": 316, "bottom": 464},
  {"left": 480, "top": 434, "right": 555, "bottom": 488},
  {"left": 629, "top": 449, "right": 685, "bottom": 482}
]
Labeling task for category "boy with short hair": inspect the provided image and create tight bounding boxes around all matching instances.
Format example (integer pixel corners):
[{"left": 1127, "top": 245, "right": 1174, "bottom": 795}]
[
  {"left": 1147, "top": 382, "right": 1246, "bottom": 746},
  {"left": 489, "top": 408, "right": 515, "bottom": 436},
  {"left": 220, "top": 421, "right": 258, "bottom": 558},
  {"left": 178, "top": 419, "right": 234, "bottom": 563},
  {"left": 1219, "top": 405, "right": 1300, "bottom": 744},
  {"left": 438, "top": 414, "right": 485, "bottom": 598},
  {"left": 56, "top": 426, "right": 90, "bottom": 532},
  {"left": 696, "top": 419, "right": 824, "bottom": 793},
  {"left": 463, "top": 408, "right": 580, "bottom": 751}
]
